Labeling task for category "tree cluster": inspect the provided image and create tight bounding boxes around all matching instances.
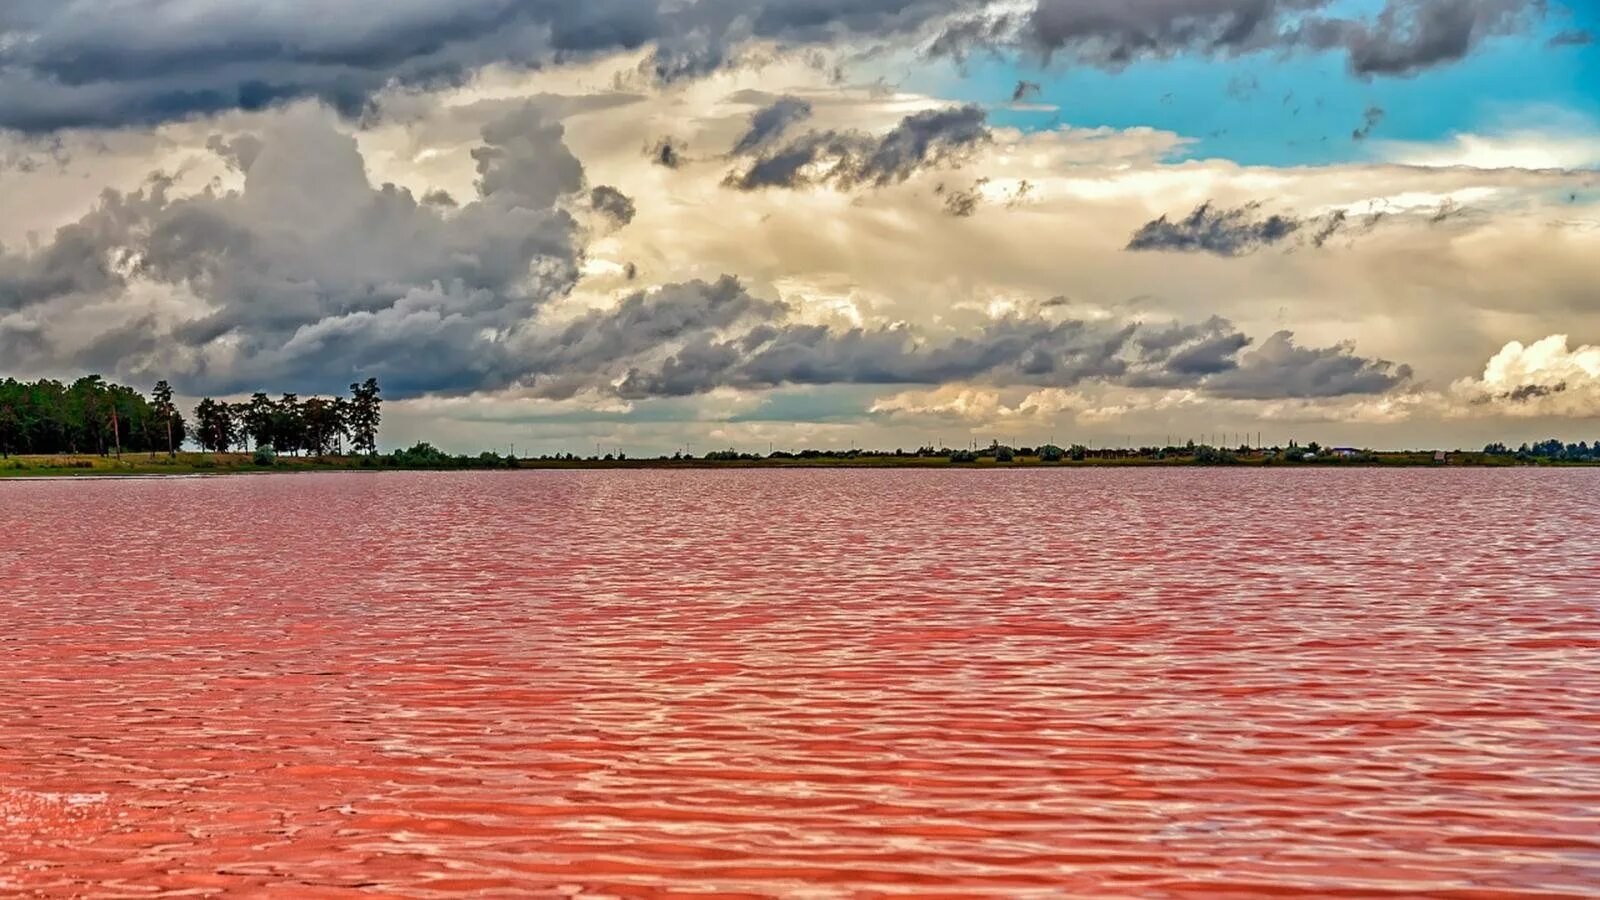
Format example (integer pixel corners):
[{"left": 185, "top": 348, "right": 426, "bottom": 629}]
[
  {"left": 1485, "top": 440, "right": 1600, "bottom": 462},
  {"left": 0, "top": 376, "right": 186, "bottom": 457},
  {"left": 191, "top": 379, "right": 383, "bottom": 456}
]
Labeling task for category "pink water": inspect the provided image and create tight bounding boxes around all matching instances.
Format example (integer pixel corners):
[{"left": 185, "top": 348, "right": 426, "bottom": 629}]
[{"left": 2, "top": 469, "right": 1598, "bottom": 898}]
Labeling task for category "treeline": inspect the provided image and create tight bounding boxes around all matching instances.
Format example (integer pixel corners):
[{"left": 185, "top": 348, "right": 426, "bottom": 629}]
[
  {"left": 1484, "top": 440, "right": 1600, "bottom": 462},
  {"left": 0, "top": 375, "right": 381, "bottom": 458},
  {"left": 191, "top": 379, "right": 382, "bottom": 456},
  {"left": 0, "top": 376, "right": 185, "bottom": 457}
]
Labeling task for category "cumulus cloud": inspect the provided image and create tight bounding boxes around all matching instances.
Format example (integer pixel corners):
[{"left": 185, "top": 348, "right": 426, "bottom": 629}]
[
  {"left": 725, "top": 104, "right": 990, "bottom": 190},
  {"left": 1450, "top": 335, "right": 1600, "bottom": 416},
  {"left": 0, "top": 93, "right": 1413, "bottom": 409},
  {"left": 941, "top": 0, "right": 1546, "bottom": 78},
  {"left": 0, "top": 102, "right": 590, "bottom": 396}
]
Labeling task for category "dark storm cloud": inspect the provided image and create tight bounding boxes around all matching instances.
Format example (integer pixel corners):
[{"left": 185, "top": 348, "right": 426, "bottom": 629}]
[
  {"left": 1127, "top": 202, "right": 1305, "bottom": 256},
  {"left": 726, "top": 105, "right": 990, "bottom": 191},
  {"left": 1296, "top": 0, "right": 1540, "bottom": 77},
  {"left": 939, "top": 0, "right": 1545, "bottom": 78},
  {"left": 730, "top": 97, "right": 814, "bottom": 156},
  {"left": 0, "top": 0, "right": 998, "bottom": 132}
]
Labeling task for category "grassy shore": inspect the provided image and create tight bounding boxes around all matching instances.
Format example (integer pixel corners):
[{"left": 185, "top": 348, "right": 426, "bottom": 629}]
[{"left": 0, "top": 449, "right": 1578, "bottom": 478}]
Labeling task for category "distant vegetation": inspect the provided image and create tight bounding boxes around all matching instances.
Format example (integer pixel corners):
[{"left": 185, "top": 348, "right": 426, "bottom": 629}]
[
  {"left": 4, "top": 372, "right": 1599, "bottom": 476},
  {"left": 0, "top": 376, "right": 382, "bottom": 460},
  {"left": 0, "top": 375, "right": 185, "bottom": 457},
  {"left": 1482, "top": 440, "right": 1600, "bottom": 463}
]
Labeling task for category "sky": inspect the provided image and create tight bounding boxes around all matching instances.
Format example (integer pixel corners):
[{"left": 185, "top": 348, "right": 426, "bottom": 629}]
[{"left": 1, "top": 0, "right": 1598, "bottom": 454}]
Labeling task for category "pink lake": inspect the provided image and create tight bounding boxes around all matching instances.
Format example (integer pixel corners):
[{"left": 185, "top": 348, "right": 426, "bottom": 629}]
[{"left": 2, "top": 469, "right": 1598, "bottom": 897}]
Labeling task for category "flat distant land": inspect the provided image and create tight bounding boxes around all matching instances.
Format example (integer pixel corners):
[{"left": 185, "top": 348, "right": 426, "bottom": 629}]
[{"left": 0, "top": 449, "right": 1582, "bottom": 478}]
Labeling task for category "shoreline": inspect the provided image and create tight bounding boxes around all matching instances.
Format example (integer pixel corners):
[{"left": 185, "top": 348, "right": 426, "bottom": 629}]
[{"left": 2, "top": 451, "right": 1590, "bottom": 479}]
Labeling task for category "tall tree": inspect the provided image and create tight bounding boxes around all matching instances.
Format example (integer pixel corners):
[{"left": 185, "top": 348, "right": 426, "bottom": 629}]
[
  {"left": 241, "top": 393, "right": 276, "bottom": 452},
  {"left": 301, "top": 396, "right": 348, "bottom": 457},
  {"left": 152, "top": 380, "right": 177, "bottom": 457},
  {"left": 347, "top": 378, "right": 382, "bottom": 455},
  {"left": 192, "top": 398, "right": 237, "bottom": 453}
]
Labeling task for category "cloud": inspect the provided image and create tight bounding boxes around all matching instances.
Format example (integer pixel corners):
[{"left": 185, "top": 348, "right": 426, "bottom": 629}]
[
  {"left": 1127, "top": 201, "right": 1304, "bottom": 256},
  {"left": 725, "top": 104, "right": 990, "bottom": 190},
  {"left": 0, "top": 101, "right": 590, "bottom": 396},
  {"left": 514, "top": 278, "right": 1413, "bottom": 402},
  {"left": 940, "top": 0, "right": 1545, "bottom": 78},
  {"left": 0, "top": 0, "right": 997, "bottom": 132},
  {"left": 590, "top": 185, "right": 637, "bottom": 226},
  {"left": 1547, "top": 28, "right": 1593, "bottom": 47},
  {"left": 647, "top": 136, "right": 686, "bottom": 169},
  {"left": 1011, "top": 80, "right": 1042, "bottom": 103},
  {"left": 730, "top": 96, "right": 814, "bottom": 156},
  {"left": 1377, "top": 127, "right": 1600, "bottom": 169},
  {"left": 1352, "top": 105, "right": 1386, "bottom": 141},
  {"left": 940, "top": 182, "right": 985, "bottom": 218},
  {"left": 1203, "top": 331, "right": 1414, "bottom": 399},
  {"left": 1450, "top": 335, "right": 1600, "bottom": 416}
]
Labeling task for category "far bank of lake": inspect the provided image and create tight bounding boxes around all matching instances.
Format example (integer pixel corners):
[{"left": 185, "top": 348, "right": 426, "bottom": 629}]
[{"left": 2, "top": 449, "right": 1591, "bottom": 479}]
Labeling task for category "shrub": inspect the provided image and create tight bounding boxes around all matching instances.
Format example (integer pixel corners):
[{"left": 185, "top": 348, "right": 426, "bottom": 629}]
[
  {"left": 1038, "top": 444, "right": 1066, "bottom": 462},
  {"left": 253, "top": 445, "right": 277, "bottom": 466}
]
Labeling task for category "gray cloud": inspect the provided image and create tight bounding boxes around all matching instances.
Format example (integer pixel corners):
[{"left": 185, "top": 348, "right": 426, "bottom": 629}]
[
  {"left": 1351, "top": 104, "right": 1385, "bottom": 141},
  {"left": 0, "top": 2, "right": 1543, "bottom": 134},
  {"left": 1127, "top": 201, "right": 1305, "bottom": 256},
  {"left": 1203, "top": 331, "right": 1413, "bottom": 398},
  {"left": 939, "top": 181, "right": 985, "bottom": 218},
  {"left": 0, "top": 0, "right": 997, "bottom": 132},
  {"left": 1547, "top": 28, "right": 1593, "bottom": 47},
  {"left": 590, "top": 185, "right": 637, "bottom": 226},
  {"left": 647, "top": 136, "right": 685, "bottom": 169},
  {"left": 730, "top": 96, "right": 814, "bottom": 156},
  {"left": 505, "top": 278, "right": 1409, "bottom": 402},
  {"left": 726, "top": 104, "right": 990, "bottom": 191},
  {"left": 1010, "top": 80, "right": 1042, "bottom": 103},
  {"left": 1298, "top": 0, "right": 1539, "bottom": 77},
  {"left": 0, "top": 102, "right": 590, "bottom": 397},
  {"left": 0, "top": 100, "right": 1410, "bottom": 409},
  {"left": 941, "top": 0, "right": 1544, "bottom": 78}
]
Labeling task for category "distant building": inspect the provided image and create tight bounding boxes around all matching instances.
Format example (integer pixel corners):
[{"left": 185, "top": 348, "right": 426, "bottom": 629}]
[
  {"left": 1434, "top": 450, "right": 1448, "bottom": 464},
  {"left": 1331, "top": 447, "right": 1361, "bottom": 458}
]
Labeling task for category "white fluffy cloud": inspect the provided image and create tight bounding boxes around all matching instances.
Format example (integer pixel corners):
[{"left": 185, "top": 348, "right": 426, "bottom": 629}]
[{"left": 1449, "top": 336, "right": 1600, "bottom": 417}]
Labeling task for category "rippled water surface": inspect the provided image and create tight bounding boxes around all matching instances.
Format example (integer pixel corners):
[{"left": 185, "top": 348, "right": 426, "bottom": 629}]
[{"left": 3, "top": 469, "right": 1599, "bottom": 898}]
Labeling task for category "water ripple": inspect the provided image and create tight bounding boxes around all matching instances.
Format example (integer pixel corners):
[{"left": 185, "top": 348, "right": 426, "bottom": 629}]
[{"left": 2, "top": 469, "right": 1598, "bottom": 897}]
